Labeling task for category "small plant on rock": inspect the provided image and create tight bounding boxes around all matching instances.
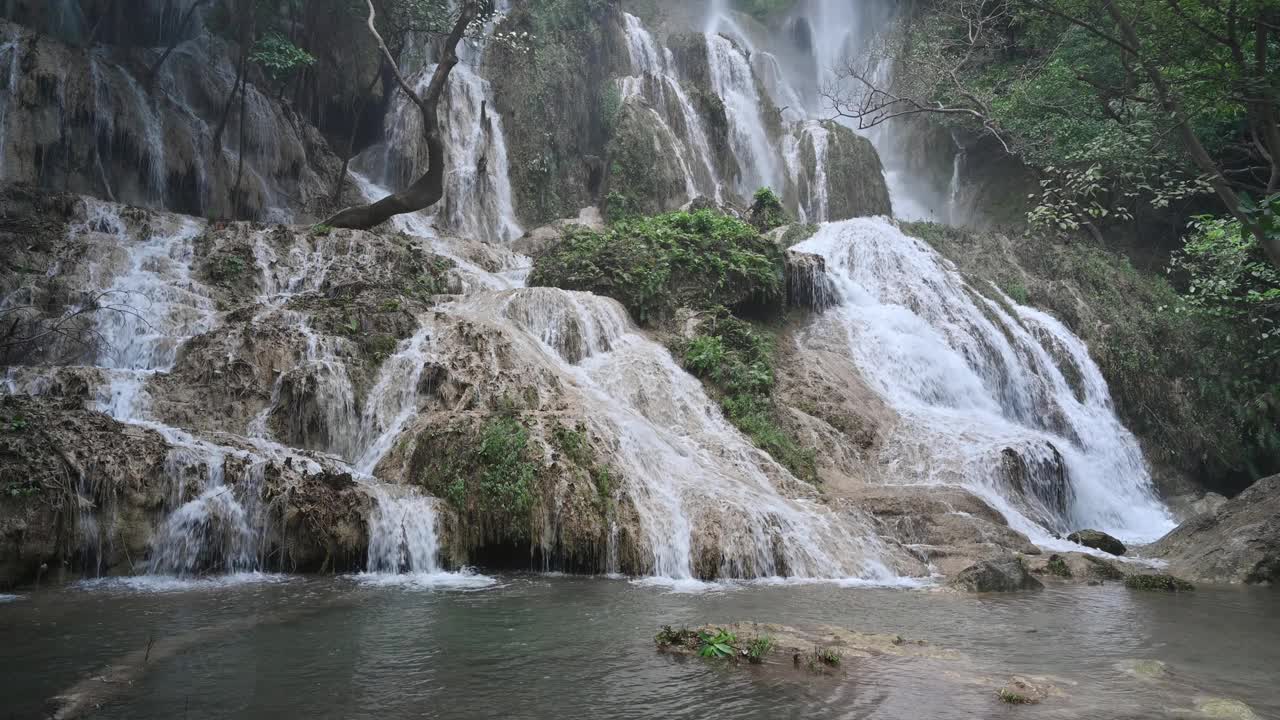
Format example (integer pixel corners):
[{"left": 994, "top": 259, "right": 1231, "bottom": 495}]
[
  {"left": 745, "top": 636, "right": 775, "bottom": 664},
  {"left": 697, "top": 629, "right": 738, "bottom": 658},
  {"left": 655, "top": 625, "right": 699, "bottom": 649}
]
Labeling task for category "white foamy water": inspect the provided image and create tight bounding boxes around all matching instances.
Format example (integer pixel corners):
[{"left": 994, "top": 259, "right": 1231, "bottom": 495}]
[
  {"left": 74, "top": 572, "right": 291, "bottom": 594},
  {"left": 448, "top": 287, "right": 913, "bottom": 581},
  {"left": 796, "top": 219, "right": 1174, "bottom": 543},
  {"left": 621, "top": 13, "right": 723, "bottom": 203},
  {"left": 705, "top": 32, "right": 784, "bottom": 198}
]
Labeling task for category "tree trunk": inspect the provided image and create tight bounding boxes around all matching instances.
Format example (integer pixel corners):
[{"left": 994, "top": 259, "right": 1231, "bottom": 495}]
[{"left": 324, "top": 1, "right": 480, "bottom": 230}]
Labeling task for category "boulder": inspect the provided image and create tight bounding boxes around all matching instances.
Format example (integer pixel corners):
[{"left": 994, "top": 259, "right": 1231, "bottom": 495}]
[
  {"left": 1067, "top": 529, "right": 1127, "bottom": 556},
  {"left": 1149, "top": 474, "right": 1280, "bottom": 584},
  {"left": 784, "top": 249, "right": 838, "bottom": 311},
  {"left": 948, "top": 556, "right": 1044, "bottom": 592},
  {"left": 997, "top": 676, "right": 1050, "bottom": 704}
]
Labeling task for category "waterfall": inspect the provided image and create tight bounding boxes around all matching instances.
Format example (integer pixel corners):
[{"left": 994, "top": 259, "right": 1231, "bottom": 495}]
[
  {"left": 355, "top": 32, "right": 522, "bottom": 244},
  {"left": 445, "top": 287, "right": 912, "bottom": 582},
  {"left": 796, "top": 219, "right": 1175, "bottom": 543},
  {"left": 619, "top": 13, "right": 723, "bottom": 203},
  {"left": 705, "top": 32, "right": 784, "bottom": 198}
]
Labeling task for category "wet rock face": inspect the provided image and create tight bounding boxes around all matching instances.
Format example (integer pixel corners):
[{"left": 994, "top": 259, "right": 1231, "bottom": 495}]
[
  {"left": 817, "top": 122, "right": 893, "bottom": 220},
  {"left": 784, "top": 250, "right": 837, "bottom": 312},
  {"left": 1067, "top": 529, "right": 1127, "bottom": 556},
  {"left": 1150, "top": 474, "right": 1280, "bottom": 584},
  {"left": 999, "top": 443, "right": 1071, "bottom": 532},
  {"left": 948, "top": 556, "right": 1044, "bottom": 592},
  {"left": 0, "top": 395, "right": 170, "bottom": 589},
  {"left": 0, "top": 19, "right": 341, "bottom": 222}
]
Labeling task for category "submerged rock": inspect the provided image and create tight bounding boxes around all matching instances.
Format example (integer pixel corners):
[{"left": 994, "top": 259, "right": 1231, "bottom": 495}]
[
  {"left": 1067, "top": 529, "right": 1127, "bottom": 556},
  {"left": 1196, "top": 698, "right": 1261, "bottom": 720},
  {"left": 948, "top": 556, "right": 1044, "bottom": 592},
  {"left": 998, "top": 676, "right": 1051, "bottom": 704},
  {"left": 1150, "top": 474, "right": 1280, "bottom": 585}
]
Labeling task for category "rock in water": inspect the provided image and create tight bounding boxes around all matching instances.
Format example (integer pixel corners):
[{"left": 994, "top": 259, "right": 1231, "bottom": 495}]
[
  {"left": 1150, "top": 474, "right": 1280, "bottom": 584},
  {"left": 1123, "top": 574, "right": 1195, "bottom": 592},
  {"left": 997, "top": 676, "right": 1050, "bottom": 704},
  {"left": 948, "top": 556, "right": 1044, "bottom": 592},
  {"left": 1067, "top": 529, "right": 1127, "bottom": 556}
]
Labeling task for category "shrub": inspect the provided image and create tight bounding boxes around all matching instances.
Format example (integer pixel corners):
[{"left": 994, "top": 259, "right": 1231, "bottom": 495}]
[
  {"left": 749, "top": 187, "right": 789, "bottom": 232},
  {"left": 530, "top": 210, "right": 784, "bottom": 324}
]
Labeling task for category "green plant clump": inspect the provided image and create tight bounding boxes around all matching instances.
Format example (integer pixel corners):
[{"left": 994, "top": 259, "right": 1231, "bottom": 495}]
[
  {"left": 1044, "top": 555, "right": 1072, "bottom": 578},
  {"left": 529, "top": 209, "right": 785, "bottom": 324},
  {"left": 1124, "top": 574, "right": 1195, "bottom": 592},
  {"left": 680, "top": 311, "right": 817, "bottom": 483},
  {"left": 746, "top": 636, "right": 775, "bottom": 664},
  {"left": 749, "top": 187, "right": 789, "bottom": 233},
  {"left": 437, "top": 413, "right": 540, "bottom": 523},
  {"left": 697, "top": 629, "right": 738, "bottom": 658},
  {"left": 998, "top": 688, "right": 1038, "bottom": 705}
]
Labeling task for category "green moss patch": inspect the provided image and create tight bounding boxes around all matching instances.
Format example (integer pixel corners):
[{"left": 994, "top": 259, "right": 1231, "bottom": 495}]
[{"left": 1124, "top": 574, "right": 1195, "bottom": 592}]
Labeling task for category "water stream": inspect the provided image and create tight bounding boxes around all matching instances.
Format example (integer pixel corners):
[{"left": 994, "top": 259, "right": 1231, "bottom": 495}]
[{"left": 1, "top": 577, "right": 1276, "bottom": 720}]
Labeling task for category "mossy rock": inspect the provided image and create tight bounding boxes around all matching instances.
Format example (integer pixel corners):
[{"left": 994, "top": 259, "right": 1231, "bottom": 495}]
[
  {"left": 605, "top": 102, "right": 693, "bottom": 218},
  {"left": 1124, "top": 574, "right": 1195, "bottom": 592}
]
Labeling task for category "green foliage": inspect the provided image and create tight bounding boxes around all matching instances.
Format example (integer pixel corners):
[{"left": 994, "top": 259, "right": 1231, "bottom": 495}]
[
  {"left": 697, "top": 629, "right": 738, "bottom": 659},
  {"left": 1124, "top": 574, "right": 1195, "bottom": 592},
  {"left": 888, "top": 0, "right": 1274, "bottom": 236},
  {"left": 3, "top": 416, "right": 28, "bottom": 432},
  {"left": 310, "top": 223, "right": 333, "bottom": 237},
  {"left": 599, "top": 80, "right": 623, "bottom": 137},
  {"left": 208, "top": 252, "right": 249, "bottom": 286},
  {"left": 410, "top": 255, "right": 455, "bottom": 298},
  {"left": 251, "top": 32, "right": 316, "bottom": 82},
  {"left": 1001, "top": 279, "right": 1030, "bottom": 305},
  {"left": 474, "top": 416, "right": 537, "bottom": 515},
  {"left": 1044, "top": 555, "right": 1072, "bottom": 578},
  {"left": 551, "top": 422, "right": 615, "bottom": 512},
  {"left": 1169, "top": 205, "right": 1280, "bottom": 470},
  {"left": 679, "top": 311, "right": 817, "bottom": 483},
  {"left": 655, "top": 625, "right": 699, "bottom": 648},
  {"left": 804, "top": 646, "right": 842, "bottom": 671},
  {"left": 745, "top": 636, "right": 775, "bottom": 664},
  {"left": 749, "top": 187, "right": 789, "bottom": 233},
  {"left": 431, "top": 410, "right": 541, "bottom": 526},
  {"left": 530, "top": 210, "right": 784, "bottom": 324}
]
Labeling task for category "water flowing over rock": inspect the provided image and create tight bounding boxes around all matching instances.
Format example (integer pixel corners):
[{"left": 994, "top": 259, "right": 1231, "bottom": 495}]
[
  {"left": 353, "top": 26, "right": 521, "bottom": 244},
  {"left": 794, "top": 219, "right": 1174, "bottom": 544}
]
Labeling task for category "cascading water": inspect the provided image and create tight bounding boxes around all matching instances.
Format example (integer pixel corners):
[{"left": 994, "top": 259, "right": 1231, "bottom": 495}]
[
  {"left": 354, "top": 24, "right": 521, "bottom": 244},
  {"left": 796, "top": 219, "right": 1175, "bottom": 543},
  {"left": 621, "top": 13, "right": 723, "bottom": 203},
  {"left": 705, "top": 32, "right": 785, "bottom": 198}
]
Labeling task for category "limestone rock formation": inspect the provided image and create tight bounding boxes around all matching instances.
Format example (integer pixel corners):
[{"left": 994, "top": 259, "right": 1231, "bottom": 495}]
[
  {"left": 948, "top": 555, "right": 1044, "bottom": 592},
  {"left": 1067, "top": 529, "right": 1127, "bottom": 556},
  {"left": 1150, "top": 474, "right": 1280, "bottom": 584},
  {"left": 0, "top": 20, "right": 342, "bottom": 222}
]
